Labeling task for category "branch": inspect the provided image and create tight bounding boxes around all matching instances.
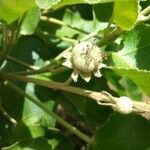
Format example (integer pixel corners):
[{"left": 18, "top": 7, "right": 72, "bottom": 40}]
[
  {"left": 1, "top": 73, "right": 150, "bottom": 114},
  {"left": 138, "top": 6, "right": 150, "bottom": 23},
  {"left": 11, "top": 66, "right": 68, "bottom": 76},
  {"left": 97, "top": 27, "right": 124, "bottom": 47},
  {"left": 140, "top": 6, "right": 150, "bottom": 16}
]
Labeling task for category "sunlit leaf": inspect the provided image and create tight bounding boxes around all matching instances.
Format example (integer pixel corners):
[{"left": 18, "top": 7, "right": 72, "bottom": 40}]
[
  {"left": 84, "top": 0, "right": 113, "bottom": 4},
  {"left": 8, "top": 114, "right": 45, "bottom": 144},
  {"left": 113, "top": 0, "right": 138, "bottom": 30},
  {"left": 20, "top": 7, "right": 41, "bottom": 35},
  {"left": 107, "top": 24, "right": 150, "bottom": 95},
  {"left": 0, "top": 0, "right": 35, "bottom": 23}
]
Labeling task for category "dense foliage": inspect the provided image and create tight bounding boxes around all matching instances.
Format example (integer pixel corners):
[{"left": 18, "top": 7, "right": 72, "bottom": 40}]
[{"left": 0, "top": 0, "right": 150, "bottom": 149}]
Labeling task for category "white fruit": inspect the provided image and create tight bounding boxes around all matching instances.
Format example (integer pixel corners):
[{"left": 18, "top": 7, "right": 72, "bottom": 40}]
[{"left": 116, "top": 96, "right": 133, "bottom": 114}]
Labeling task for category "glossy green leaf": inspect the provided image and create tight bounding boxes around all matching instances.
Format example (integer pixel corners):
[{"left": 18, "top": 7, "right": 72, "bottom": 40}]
[
  {"left": 3, "top": 137, "right": 52, "bottom": 150},
  {"left": 113, "top": 0, "right": 138, "bottom": 30},
  {"left": 20, "top": 7, "right": 41, "bottom": 35},
  {"left": 89, "top": 114, "right": 150, "bottom": 150},
  {"left": 0, "top": 0, "right": 35, "bottom": 23},
  {"left": 35, "top": 0, "right": 61, "bottom": 9}
]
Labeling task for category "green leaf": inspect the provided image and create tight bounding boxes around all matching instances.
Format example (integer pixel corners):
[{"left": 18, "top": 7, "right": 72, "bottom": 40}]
[
  {"left": 103, "top": 70, "right": 142, "bottom": 100},
  {"left": 20, "top": 7, "right": 41, "bottom": 35},
  {"left": 35, "top": 0, "right": 61, "bottom": 9},
  {"left": 55, "top": 8, "right": 93, "bottom": 38},
  {"left": 85, "top": 100, "right": 112, "bottom": 128},
  {"left": 107, "top": 24, "right": 150, "bottom": 95},
  {"left": 23, "top": 83, "right": 56, "bottom": 127},
  {"left": 89, "top": 114, "right": 150, "bottom": 150},
  {"left": 110, "top": 68, "right": 150, "bottom": 96},
  {"left": 0, "top": 0, "right": 35, "bottom": 23},
  {"left": 113, "top": 24, "right": 150, "bottom": 70},
  {"left": 9, "top": 114, "right": 45, "bottom": 144},
  {"left": 117, "top": 77, "right": 142, "bottom": 101},
  {"left": 82, "top": 77, "right": 113, "bottom": 128},
  {"left": 51, "top": 0, "right": 113, "bottom": 14},
  {"left": 113, "top": 0, "right": 138, "bottom": 30},
  {"left": 2, "top": 137, "right": 52, "bottom": 150}
]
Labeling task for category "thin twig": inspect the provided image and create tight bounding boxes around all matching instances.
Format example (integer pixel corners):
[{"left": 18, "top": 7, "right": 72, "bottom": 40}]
[
  {"left": 0, "top": 73, "right": 111, "bottom": 102},
  {"left": 11, "top": 66, "right": 68, "bottom": 76},
  {"left": 36, "top": 29, "right": 77, "bottom": 44},
  {"left": 64, "top": 76, "right": 73, "bottom": 85},
  {"left": 138, "top": 6, "right": 150, "bottom": 23},
  {"left": 138, "top": 14, "right": 150, "bottom": 23},
  {"left": 7, "top": 55, "right": 40, "bottom": 70},
  {"left": 40, "top": 16, "right": 90, "bottom": 35},
  {"left": 140, "top": 6, "right": 150, "bottom": 16}
]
